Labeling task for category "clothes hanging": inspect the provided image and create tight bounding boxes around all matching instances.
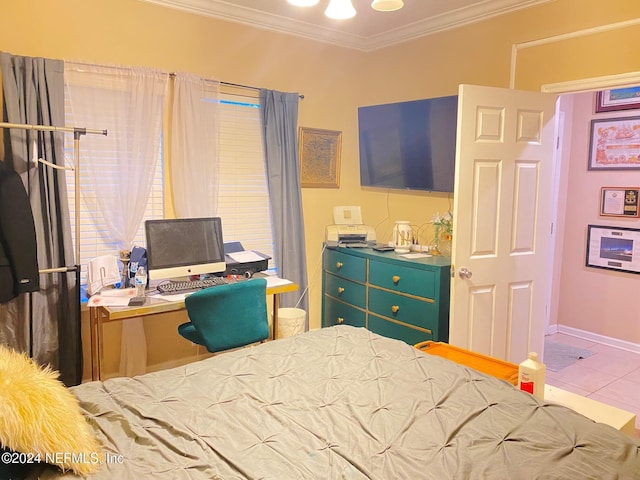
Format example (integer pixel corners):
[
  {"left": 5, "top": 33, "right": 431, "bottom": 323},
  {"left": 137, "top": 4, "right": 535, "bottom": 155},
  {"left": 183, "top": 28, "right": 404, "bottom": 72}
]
[{"left": 0, "top": 163, "right": 39, "bottom": 303}]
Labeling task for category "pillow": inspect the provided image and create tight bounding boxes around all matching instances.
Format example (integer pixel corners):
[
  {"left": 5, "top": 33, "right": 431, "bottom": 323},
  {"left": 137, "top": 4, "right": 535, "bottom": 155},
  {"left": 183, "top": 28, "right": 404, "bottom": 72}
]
[{"left": 0, "top": 345, "right": 102, "bottom": 475}]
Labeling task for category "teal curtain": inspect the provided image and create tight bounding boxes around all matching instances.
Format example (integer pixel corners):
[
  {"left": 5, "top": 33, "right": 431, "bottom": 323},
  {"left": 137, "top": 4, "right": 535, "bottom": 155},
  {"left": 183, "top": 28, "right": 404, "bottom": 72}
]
[
  {"left": 259, "top": 90, "right": 308, "bottom": 325},
  {"left": 0, "top": 52, "right": 80, "bottom": 386}
]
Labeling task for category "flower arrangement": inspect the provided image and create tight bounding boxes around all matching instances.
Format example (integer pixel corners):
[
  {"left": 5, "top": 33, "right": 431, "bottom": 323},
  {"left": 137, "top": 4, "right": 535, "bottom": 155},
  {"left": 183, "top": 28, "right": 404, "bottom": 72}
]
[
  {"left": 432, "top": 212, "right": 453, "bottom": 237},
  {"left": 430, "top": 212, "right": 453, "bottom": 255}
]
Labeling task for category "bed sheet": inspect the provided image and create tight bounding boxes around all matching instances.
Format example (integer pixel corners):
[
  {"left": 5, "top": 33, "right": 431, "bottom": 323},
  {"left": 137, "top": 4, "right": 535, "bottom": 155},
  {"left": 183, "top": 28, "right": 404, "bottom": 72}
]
[{"left": 38, "top": 326, "right": 640, "bottom": 479}]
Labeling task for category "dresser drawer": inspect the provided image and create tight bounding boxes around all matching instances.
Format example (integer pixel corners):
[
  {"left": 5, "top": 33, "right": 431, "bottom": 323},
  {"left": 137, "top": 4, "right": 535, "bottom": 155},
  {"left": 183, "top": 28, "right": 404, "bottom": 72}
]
[
  {"left": 369, "top": 261, "right": 435, "bottom": 299},
  {"left": 368, "top": 315, "right": 433, "bottom": 345},
  {"left": 323, "top": 296, "right": 366, "bottom": 328},
  {"left": 323, "top": 249, "right": 366, "bottom": 282},
  {"left": 368, "top": 287, "right": 436, "bottom": 332},
  {"left": 323, "top": 272, "right": 366, "bottom": 309}
]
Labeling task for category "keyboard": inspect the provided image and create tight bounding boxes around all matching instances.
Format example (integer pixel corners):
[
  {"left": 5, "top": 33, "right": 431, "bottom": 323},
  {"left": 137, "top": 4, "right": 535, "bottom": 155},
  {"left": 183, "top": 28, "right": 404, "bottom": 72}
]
[{"left": 157, "top": 276, "right": 229, "bottom": 294}]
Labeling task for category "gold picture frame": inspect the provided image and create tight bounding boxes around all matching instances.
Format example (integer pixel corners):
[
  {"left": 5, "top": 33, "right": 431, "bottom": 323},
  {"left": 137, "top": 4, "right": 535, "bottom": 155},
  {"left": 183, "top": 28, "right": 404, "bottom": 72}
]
[
  {"left": 599, "top": 187, "right": 640, "bottom": 218},
  {"left": 298, "top": 127, "right": 341, "bottom": 188}
]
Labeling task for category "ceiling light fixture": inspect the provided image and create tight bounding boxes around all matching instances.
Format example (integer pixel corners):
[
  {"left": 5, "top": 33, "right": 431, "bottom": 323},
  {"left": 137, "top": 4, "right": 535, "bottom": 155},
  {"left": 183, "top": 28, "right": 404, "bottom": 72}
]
[
  {"left": 371, "top": 0, "right": 404, "bottom": 12},
  {"left": 324, "top": 0, "right": 356, "bottom": 19},
  {"left": 288, "top": 0, "right": 403, "bottom": 20}
]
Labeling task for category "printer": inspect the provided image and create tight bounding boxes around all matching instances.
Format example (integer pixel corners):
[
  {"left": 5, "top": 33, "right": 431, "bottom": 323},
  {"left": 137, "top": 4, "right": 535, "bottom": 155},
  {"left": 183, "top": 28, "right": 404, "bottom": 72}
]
[
  {"left": 223, "top": 242, "right": 270, "bottom": 278},
  {"left": 325, "top": 206, "right": 376, "bottom": 247},
  {"left": 325, "top": 224, "right": 376, "bottom": 247}
]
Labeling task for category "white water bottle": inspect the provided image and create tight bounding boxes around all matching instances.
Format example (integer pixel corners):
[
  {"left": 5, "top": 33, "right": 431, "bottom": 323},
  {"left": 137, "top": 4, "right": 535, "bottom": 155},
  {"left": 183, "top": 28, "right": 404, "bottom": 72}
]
[
  {"left": 518, "top": 352, "right": 546, "bottom": 400},
  {"left": 134, "top": 266, "right": 147, "bottom": 297}
]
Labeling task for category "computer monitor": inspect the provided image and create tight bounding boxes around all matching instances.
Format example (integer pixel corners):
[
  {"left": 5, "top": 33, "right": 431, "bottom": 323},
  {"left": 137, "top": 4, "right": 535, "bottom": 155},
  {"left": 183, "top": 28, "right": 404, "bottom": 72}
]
[{"left": 145, "top": 217, "right": 226, "bottom": 281}]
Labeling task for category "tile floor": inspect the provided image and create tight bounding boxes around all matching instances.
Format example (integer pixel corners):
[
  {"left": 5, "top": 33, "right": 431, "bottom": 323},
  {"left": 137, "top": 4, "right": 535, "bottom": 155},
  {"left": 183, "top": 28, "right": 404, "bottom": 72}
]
[{"left": 545, "top": 332, "right": 640, "bottom": 438}]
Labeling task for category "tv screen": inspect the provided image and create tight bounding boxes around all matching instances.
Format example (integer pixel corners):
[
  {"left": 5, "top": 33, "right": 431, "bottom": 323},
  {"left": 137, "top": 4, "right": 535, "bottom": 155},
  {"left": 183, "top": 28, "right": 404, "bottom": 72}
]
[{"left": 358, "top": 95, "right": 458, "bottom": 192}]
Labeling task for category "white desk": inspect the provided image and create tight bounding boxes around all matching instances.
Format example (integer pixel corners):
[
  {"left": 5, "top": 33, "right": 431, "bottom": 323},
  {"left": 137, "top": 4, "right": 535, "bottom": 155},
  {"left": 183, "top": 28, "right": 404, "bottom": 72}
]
[{"left": 89, "top": 278, "right": 298, "bottom": 381}]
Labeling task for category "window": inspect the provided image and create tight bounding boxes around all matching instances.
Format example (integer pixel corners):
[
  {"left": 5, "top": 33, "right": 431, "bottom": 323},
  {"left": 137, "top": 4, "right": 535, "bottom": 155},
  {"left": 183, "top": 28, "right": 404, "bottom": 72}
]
[
  {"left": 216, "top": 93, "right": 275, "bottom": 269},
  {"left": 64, "top": 71, "right": 275, "bottom": 283}
]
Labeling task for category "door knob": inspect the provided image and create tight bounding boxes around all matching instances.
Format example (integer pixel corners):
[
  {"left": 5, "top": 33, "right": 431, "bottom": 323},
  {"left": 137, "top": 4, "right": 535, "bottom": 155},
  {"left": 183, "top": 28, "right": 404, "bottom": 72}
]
[{"left": 459, "top": 267, "right": 473, "bottom": 279}]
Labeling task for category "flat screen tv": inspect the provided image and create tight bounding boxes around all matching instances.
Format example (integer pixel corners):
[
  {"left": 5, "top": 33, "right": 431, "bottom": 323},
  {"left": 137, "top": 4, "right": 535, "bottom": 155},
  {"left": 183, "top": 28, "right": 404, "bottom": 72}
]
[{"left": 358, "top": 95, "right": 458, "bottom": 193}]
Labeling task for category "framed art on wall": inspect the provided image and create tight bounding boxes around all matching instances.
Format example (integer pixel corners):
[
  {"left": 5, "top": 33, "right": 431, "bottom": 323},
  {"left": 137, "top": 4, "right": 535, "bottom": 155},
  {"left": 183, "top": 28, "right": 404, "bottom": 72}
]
[
  {"left": 595, "top": 87, "right": 640, "bottom": 113},
  {"left": 298, "top": 127, "right": 341, "bottom": 188},
  {"left": 585, "top": 225, "right": 640, "bottom": 275},
  {"left": 600, "top": 187, "right": 640, "bottom": 217},
  {"left": 588, "top": 116, "right": 640, "bottom": 170}
]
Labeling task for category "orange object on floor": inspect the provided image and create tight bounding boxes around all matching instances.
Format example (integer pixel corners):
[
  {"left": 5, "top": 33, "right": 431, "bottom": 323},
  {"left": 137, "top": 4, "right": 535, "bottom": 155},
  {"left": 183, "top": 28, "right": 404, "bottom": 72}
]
[{"left": 415, "top": 341, "right": 519, "bottom": 386}]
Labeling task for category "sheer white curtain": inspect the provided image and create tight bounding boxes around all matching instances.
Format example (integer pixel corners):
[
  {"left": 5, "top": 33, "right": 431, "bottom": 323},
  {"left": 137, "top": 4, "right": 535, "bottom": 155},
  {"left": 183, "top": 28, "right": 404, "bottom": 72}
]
[
  {"left": 171, "top": 72, "right": 220, "bottom": 217},
  {"left": 65, "top": 62, "right": 168, "bottom": 376}
]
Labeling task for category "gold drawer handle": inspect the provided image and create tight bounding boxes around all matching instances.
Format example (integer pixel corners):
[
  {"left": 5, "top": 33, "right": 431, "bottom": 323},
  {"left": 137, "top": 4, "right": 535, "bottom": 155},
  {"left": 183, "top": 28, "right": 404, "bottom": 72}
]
[
  {"left": 336, "top": 262, "right": 343, "bottom": 269},
  {"left": 392, "top": 275, "right": 400, "bottom": 284},
  {"left": 391, "top": 305, "right": 400, "bottom": 314},
  {"left": 337, "top": 317, "right": 344, "bottom": 324},
  {"left": 337, "top": 287, "right": 345, "bottom": 294}
]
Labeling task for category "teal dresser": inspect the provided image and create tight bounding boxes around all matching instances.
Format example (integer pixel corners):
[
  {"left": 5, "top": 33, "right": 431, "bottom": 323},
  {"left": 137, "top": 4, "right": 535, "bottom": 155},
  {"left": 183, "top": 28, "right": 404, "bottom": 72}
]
[{"left": 322, "top": 246, "right": 451, "bottom": 345}]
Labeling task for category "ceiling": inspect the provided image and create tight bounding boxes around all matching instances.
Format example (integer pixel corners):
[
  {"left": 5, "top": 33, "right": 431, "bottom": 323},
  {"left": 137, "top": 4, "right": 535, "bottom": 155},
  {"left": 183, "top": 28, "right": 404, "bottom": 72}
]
[{"left": 140, "top": 0, "right": 551, "bottom": 51}]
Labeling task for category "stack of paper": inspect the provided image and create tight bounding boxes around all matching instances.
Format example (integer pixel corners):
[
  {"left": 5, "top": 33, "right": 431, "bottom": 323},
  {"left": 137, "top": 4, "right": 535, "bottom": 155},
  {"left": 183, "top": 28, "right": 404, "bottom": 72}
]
[{"left": 87, "top": 288, "right": 137, "bottom": 307}]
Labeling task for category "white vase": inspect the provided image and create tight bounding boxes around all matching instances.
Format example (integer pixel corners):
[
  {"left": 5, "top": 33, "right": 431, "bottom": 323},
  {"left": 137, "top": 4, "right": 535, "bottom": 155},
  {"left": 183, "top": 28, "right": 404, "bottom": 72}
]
[{"left": 393, "top": 221, "right": 412, "bottom": 253}]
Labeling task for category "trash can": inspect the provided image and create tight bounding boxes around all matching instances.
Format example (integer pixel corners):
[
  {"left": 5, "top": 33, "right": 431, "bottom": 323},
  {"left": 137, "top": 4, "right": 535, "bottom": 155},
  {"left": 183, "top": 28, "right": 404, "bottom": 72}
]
[{"left": 276, "top": 308, "right": 306, "bottom": 339}]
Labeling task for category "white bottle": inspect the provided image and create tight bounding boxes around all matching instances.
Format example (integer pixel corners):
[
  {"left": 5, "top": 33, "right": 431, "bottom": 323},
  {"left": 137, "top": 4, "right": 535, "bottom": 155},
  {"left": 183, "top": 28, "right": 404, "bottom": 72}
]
[
  {"left": 518, "top": 352, "right": 546, "bottom": 400},
  {"left": 134, "top": 266, "right": 147, "bottom": 297}
]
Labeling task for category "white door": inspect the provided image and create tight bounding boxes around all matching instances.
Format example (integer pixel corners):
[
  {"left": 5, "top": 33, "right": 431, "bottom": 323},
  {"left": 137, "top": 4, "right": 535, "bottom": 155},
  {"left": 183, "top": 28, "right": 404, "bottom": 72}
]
[{"left": 449, "top": 84, "right": 557, "bottom": 363}]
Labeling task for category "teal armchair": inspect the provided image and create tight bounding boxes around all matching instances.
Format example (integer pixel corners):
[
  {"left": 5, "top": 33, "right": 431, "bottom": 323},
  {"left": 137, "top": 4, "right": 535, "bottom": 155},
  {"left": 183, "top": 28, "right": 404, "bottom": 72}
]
[{"left": 178, "top": 277, "right": 269, "bottom": 353}]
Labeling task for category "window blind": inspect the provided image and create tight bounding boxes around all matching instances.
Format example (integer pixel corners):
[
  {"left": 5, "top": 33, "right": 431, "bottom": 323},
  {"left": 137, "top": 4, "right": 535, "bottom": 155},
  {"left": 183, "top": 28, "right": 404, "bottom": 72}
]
[{"left": 216, "top": 93, "right": 276, "bottom": 270}]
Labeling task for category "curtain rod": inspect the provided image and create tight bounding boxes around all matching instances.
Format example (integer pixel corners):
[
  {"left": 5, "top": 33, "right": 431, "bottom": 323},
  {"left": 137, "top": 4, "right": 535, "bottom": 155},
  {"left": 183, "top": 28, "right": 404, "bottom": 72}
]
[
  {"left": 66, "top": 62, "right": 304, "bottom": 99},
  {"left": 167, "top": 72, "right": 304, "bottom": 99},
  {"left": 221, "top": 80, "right": 305, "bottom": 100}
]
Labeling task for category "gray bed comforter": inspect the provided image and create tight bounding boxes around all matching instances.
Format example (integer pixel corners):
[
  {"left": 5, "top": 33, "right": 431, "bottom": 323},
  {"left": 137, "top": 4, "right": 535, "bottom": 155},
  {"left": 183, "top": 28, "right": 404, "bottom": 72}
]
[{"left": 41, "top": 326, "right": 640, "bottom": 479}]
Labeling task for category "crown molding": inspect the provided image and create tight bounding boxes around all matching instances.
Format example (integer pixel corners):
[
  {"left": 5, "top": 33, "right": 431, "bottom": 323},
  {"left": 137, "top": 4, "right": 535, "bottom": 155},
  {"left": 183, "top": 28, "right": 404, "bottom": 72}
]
[
  {"left": 365, "top": 0, "right": 552, "bottom": 51},
  {"left": 139, "top": 0, "right": 553, "bottom": 52},
  {"left": 542, "top": 71, "right": 640, "bottom": 94}
]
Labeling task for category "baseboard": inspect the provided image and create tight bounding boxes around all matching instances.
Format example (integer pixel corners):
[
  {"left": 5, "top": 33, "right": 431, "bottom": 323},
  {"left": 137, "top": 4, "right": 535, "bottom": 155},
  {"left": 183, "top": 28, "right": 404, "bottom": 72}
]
[{"left": 554, "top": 325, "right": 640, "bottom": 355}]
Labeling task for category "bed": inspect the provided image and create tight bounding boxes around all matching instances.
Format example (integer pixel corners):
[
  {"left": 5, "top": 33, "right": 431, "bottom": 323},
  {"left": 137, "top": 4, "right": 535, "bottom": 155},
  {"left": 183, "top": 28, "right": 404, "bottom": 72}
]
[{"left": 36, "top": 326, "right": 640, "bottom": 479}]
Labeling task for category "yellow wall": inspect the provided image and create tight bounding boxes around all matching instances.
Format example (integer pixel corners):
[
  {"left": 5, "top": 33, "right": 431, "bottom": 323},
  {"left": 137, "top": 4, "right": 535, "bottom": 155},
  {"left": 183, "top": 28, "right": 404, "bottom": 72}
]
[{"left": 2, "top": 0, "right": 640, "bottom": 378}]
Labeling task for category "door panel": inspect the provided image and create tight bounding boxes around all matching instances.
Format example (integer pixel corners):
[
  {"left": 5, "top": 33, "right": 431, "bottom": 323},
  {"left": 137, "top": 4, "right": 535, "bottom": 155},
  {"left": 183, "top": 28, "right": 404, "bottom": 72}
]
[
  {"left": 508, "top": 281, "right": 534, "bottom": 362},
  {"left": 471, "top": 160, "right": 500, "bottom": 256},
  {"left": 512, "top": 161, "right": 538, "bottom": 254},
  {"left": 451, "top": 84, "right": 557, "bottom": 363},
  {"left": 467, "top": 285, "right": 495, "bottom": 355}
]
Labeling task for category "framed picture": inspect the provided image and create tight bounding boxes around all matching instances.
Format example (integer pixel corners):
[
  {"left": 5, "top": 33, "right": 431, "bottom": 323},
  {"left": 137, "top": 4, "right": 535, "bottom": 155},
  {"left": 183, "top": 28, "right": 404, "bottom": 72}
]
[
  {"left": 588, "top": 116, "right": 640, "bottom": 170},
  {"left": 595, "top": 87, "right": 640, "bottom": 113},
  {"left": 585, "top": 225, "right": 640, "bottom": 275},
  {"left": 600, "top": 187, "right": 640, "bottom": 217},
  {"left": 298, "top": 127, "right": 341, "bottom": 188}
]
